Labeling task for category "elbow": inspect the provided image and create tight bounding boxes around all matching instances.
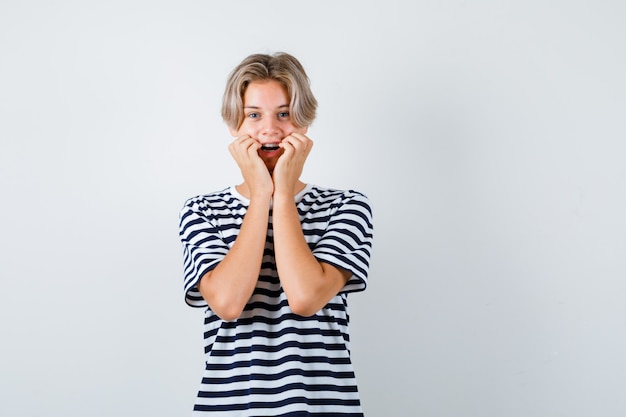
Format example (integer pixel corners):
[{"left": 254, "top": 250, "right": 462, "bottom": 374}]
[
  {"left": 198, "top": 280, "right": 246, "bottom": 321},
  {"left": 216, "top": 308, "right": 243, "bottom": 322},
  {"left": 287, "top": 296, "right": 322, "bottom": 317},
  {"left": 209, "top": 298, "right": 246, "bottom": 322}
]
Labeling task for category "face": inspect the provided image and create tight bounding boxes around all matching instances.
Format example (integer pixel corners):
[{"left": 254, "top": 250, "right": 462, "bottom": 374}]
[{"left": 229, "top": 79, "right": 308, "bottom": 172}]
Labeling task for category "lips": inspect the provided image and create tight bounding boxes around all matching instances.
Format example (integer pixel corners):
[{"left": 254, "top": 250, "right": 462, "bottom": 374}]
[{"left": 260, "top": 143, "right": 280, "bottom": 151}]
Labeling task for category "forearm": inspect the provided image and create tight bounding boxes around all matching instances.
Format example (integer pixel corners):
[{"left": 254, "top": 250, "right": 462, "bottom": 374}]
[
  {"left": 198, "top": 195, "right": 271, "bottom": 321},
  {"left": 272, "top": 192, "right": 349, "bottom": 316}
]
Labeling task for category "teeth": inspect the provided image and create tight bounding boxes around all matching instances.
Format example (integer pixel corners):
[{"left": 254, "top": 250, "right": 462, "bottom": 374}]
[{"left": 261, "top": 144, "right": 280, "bottom": 151}]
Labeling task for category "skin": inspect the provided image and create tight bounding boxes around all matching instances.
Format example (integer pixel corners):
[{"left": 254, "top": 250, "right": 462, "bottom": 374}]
[{"left": 197, "top": 79, "right": 351, "bottom": 320}]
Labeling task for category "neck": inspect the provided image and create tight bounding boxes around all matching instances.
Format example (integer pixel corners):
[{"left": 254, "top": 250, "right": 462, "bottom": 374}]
[{"left": 236, "top": 181, "right": 307, "bottom": 199}]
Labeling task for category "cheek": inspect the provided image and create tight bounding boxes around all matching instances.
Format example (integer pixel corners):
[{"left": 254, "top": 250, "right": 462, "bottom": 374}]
[
  {"left": 232, "top": 123, "right": 255, "bottom": 137},
  {"left": 285, "top": 125, "right": 306, "bottom": 136}
]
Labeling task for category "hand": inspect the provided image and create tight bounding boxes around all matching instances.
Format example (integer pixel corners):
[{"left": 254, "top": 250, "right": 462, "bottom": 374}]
[
  {"left": 273, "top": 133, "right": 313, "bottom": 195},
  {"left": 228, "top": 135, "right": 273, "bottom": 198}
]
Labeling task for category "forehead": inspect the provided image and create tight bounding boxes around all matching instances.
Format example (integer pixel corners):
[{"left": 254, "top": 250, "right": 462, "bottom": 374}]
[{"left": 243, "top": 80, "right": 289, "bottom": 106}]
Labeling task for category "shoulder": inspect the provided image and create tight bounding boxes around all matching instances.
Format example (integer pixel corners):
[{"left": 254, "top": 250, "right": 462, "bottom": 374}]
[
  {"left": 179, "top": 187, "right": 245, "bottom": 222},
  {"left": 181, "top": 187, "right": 242, "bottom": 211},
  {"left": 182, "top": 187, "right": 231, "bottom": 207},
  {"left": 303, "top": 185, "right": 372, "bottom": 212}
]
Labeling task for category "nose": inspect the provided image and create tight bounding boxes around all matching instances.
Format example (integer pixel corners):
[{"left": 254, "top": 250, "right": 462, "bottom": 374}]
[{"left": 259, "top": 117, "right": 280, "bottom": 138}]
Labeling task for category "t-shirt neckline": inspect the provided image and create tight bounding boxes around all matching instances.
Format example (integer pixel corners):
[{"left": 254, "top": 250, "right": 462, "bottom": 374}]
[{"left": 229, "top": 183, "right": 313, "bottom": 206}]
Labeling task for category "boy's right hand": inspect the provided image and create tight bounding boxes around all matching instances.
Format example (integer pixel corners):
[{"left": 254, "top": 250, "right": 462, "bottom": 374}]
[{"left": 228, "top": 135, "right": 274, "bottom": 198}]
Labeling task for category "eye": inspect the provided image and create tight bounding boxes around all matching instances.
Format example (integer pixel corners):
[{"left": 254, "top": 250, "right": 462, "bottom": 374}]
[
  {"left": 278, "top": 111, "right": 290, "bottom": 119},
  {"left": 247, "top": 112, "right": 260, "bottom": 119}
]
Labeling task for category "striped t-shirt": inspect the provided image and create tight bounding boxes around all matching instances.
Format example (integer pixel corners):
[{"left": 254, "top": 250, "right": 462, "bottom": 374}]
[{"left": 178, "top": 184, "right": 374, "bottom": 416}]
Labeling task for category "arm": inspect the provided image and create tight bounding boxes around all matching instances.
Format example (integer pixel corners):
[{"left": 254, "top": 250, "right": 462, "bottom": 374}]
[
  {"left": 198, "top": 136, "right": 274, "bottom": 321},
  {"left": 272, "top": 133, "right": 350, "bottom": 316},
  {"left": 272, "top": 193, "right": 351, "bottom": 316},
  {"left": 197, "top": 194, "right": 271, "bottom": 321}
]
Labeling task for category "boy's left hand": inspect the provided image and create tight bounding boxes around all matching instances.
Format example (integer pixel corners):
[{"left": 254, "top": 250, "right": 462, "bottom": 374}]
[{"left": 272, "top": 133, "right": 313, "bottom": 195}]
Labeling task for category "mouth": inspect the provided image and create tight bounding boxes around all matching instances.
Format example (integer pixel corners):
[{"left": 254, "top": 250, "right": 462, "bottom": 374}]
[{"left": 260, "top": 143, "right": 280, "bottom": 152}]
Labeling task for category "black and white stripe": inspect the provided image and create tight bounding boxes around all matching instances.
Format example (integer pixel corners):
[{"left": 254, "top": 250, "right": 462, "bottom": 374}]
[{"left": 179, "top": 184, "right": 374, "bottom": 415}]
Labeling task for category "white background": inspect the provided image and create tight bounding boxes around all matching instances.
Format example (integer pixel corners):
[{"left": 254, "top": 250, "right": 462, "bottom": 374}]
[{"left": 1, "top": 1, "right": 625, "bottom": 416}]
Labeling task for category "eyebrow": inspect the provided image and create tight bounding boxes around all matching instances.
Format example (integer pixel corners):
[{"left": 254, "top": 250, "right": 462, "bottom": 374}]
[{"left": 244, "top": 104, "right": 290, "bottom": 109}]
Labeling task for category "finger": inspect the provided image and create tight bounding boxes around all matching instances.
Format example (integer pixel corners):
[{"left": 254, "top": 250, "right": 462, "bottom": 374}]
[
  {"left": 247, "top": 141, "right": 261, "bottom": 157},
  {"left": 287, "top": 133, "right": 313, "bottom": 151},
  {"left": 289, "top": 132, "right": 312, "bottom": 145},
  {"left": 230, "top": 137, "right": 261, "bottom": 161},
  {"left": 231, "top": 135, "right": 250, "bottom": 146},
  {"left": 281, "top": 135, "right": 301, "bottom": 150},
  {"left": 288, "top": 132, "right": 308, "bottom": 141},
  {"left": 231, "top": 136, "right": 258, "bottom": 153},
  {"left": 229, "top": 135, "right": 249, "bottom": 150},
  {"left": 279, "top": 138, "right": 297, "bottom": 156},
  {"left": 283, "top": 136, "right": 311, "bottom": 159}
]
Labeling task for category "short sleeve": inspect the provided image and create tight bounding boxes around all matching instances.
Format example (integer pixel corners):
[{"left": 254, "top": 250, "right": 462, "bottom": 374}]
[
  {"left": 312, "top": 191, "right": 374, "bottom": 294},
  {"left": 178, "top": 200, "right": 230, "bottom": 307}
]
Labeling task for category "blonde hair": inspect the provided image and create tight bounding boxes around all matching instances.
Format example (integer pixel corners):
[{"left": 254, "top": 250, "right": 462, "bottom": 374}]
[{"left": 221, "top": 52, "right": 318, "bottom": 130}]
